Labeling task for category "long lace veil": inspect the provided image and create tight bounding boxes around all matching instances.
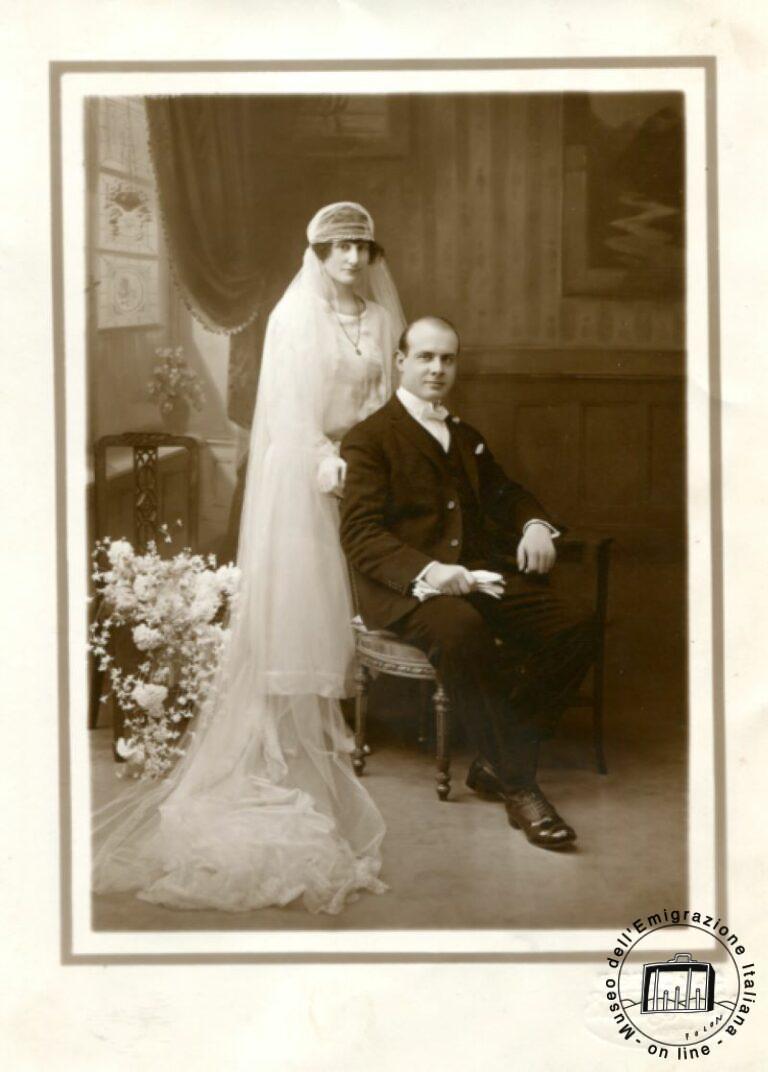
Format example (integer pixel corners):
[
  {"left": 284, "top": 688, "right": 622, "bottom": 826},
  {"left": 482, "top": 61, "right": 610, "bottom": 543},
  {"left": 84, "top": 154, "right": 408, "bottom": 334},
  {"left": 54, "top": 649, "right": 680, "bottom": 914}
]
[{"left": 92, "top": 229, "right": 405, "bottom": 914}]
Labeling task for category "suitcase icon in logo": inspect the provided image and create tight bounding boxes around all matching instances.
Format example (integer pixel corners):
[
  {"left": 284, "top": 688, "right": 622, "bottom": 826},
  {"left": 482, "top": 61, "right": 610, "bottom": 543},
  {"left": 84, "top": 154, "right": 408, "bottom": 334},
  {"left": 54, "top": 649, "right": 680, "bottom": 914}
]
[{"left": 641, "top": 953, "right": 715, "bottom": 1013}]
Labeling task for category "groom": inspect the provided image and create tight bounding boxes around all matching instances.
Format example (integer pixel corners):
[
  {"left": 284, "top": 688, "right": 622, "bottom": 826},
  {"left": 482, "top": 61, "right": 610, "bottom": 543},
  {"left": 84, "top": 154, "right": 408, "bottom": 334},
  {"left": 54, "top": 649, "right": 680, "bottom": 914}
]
[{"left": 339, "top": 316, "right": 596, "bottom": 850}]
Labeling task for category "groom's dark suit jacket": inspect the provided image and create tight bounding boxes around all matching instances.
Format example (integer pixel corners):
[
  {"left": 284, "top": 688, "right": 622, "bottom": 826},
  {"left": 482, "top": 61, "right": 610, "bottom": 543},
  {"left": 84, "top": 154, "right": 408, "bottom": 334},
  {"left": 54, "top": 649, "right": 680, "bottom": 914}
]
[{"left": 339, "top": 395, "right": 558, "bottom": 630}]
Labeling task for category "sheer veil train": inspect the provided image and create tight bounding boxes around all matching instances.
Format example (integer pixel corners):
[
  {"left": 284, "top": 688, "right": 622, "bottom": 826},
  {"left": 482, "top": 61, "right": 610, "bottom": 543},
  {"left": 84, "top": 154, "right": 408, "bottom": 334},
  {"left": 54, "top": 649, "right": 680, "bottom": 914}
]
[{"left": 92, "top": 203, "right": 406, "bottom": 914}]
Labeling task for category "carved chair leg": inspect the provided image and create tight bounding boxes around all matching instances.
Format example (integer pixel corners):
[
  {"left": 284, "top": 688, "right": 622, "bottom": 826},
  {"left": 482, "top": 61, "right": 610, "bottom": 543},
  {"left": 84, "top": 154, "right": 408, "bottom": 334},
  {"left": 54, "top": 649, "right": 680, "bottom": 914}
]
[
  {"left": 418, "top": 680, "right": 431, "bottom": 749},
  {"left": 433, "top": 682, "right": 451, "bottom": 801},
  {"left": 353, "top": 661, "right": 369, "bottom": 776},
  {"left": 592, "top": 660, "right": 608, "bottom": 775},
  {"left": 88, "top": 659, "right": 104, "bottom": 730},
  {"left": 592, "top": 538, "right": 612, "bottom": 775}
]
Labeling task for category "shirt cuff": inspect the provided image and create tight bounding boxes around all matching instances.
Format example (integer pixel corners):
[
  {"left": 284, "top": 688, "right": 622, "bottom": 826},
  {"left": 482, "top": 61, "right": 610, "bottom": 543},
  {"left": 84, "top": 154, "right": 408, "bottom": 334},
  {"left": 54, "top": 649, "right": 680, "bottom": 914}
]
[{"left": 522, "top": 519, "right": 560, "bottom": 539}]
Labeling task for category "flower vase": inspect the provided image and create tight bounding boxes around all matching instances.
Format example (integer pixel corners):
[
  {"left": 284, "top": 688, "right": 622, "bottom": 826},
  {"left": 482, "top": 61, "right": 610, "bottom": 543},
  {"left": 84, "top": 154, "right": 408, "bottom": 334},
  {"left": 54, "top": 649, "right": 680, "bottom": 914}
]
[{"left": 160, "top": 396, "right": 191, "bottom": 434}]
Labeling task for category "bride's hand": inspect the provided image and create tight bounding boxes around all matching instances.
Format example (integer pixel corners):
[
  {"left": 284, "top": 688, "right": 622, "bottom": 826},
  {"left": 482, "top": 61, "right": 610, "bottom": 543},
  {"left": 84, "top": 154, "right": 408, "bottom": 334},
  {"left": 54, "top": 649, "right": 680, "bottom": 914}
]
[{"left": 317, "top": 456, "right": 347, "bottom": 497}]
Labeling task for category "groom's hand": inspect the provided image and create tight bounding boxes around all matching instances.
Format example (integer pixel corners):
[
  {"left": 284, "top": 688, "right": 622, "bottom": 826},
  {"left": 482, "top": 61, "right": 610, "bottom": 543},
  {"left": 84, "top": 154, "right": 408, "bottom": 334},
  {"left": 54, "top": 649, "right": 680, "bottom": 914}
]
[
  {"left": 516, "top": 522, "right": 556, "bottom": 574},
  {"left": 424, "top": 563, "right": 477, "bottom": 596}
]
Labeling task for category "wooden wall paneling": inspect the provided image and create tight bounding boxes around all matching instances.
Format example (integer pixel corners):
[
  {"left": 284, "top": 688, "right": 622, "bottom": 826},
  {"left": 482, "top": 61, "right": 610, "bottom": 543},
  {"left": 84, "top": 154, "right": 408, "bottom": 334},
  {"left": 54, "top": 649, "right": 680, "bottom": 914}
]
[
  {"left": 561, "top": 139, "right": 587, "bottom": 315},
  {"left": 362, "top": 155, "right": 401, "bottom": 267},
  {"left": 583, "top": 401, "right": 647, "bottom": 509},
  {"left": 512, "top": 401, "right": 581, "bottom": 517},
  {"left": 577, "top": 299, "right": 599, "bottom": 347},
  {"left": 466, "top": 95, "right": 494, "bottom": 340},
  {"left": 504, "top": 95, "right": 527, "bottom": 342},
  {"left": 649, "top": 399, "right": 685, "bottom": 508},
  {"left": 576, "top": 389, "right": 587, "bottom": 510},
  {"left": 432, "top": 96, "right": 459, "bottom": 322},
  {"left": 398, "top": 99, "right": 424, "bottom": 322},
  {"left": 652, "top": 302, "right": 676, "bottom": 349},
  {"left": 489, "top": 95, "right": 509, "bottom": 343},
  {"left": 633, "top": 303, "right": 654, "bottom": 347},
  {"left": 418, "top": 97, "right": 439, "bottom": 323},
  {"left": 523, "top": 96, "right": 545, "bottom": 342},
  {"left": 613, "top": 301, "right": 639, "bottom": 349},
  {"left": 642, "top": 400, "right": 653, "bottom": 506},
  {"left": 539, "top": 95, "right": 563, "bottom": 346},
  {"left": 560, "top": 292, "right": 579, "bottom": 345},
  {"left": 449, "top": 372, "right": 513, "bottom": 440},
  {"left": 452, "top": 371, "right": 683, "bottom": 535},
  {"left": 596, "top": 284, "right": 616, "bottom": 345}
]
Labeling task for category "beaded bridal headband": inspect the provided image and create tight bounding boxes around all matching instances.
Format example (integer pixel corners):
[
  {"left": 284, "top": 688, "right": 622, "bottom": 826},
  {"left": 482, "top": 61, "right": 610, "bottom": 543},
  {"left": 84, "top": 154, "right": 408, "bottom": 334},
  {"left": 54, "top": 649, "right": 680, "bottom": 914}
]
[{"left": 306, "top": 201, "right": 375, "bottom": 244}]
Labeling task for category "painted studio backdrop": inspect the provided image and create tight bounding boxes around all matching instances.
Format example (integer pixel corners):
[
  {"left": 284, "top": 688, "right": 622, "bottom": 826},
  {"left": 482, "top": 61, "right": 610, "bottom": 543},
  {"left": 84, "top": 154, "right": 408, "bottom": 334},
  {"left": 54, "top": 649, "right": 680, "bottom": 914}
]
[
  {"left": 87, "top": 92, "right": 684, "bottom": 552},
  {"left": 86, "top": 92, "right": 687, "bottom": 930}
]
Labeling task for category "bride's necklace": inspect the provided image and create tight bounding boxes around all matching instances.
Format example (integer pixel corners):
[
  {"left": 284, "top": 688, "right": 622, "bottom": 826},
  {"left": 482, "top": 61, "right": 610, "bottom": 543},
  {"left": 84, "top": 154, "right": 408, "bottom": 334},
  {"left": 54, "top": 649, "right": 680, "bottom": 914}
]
[{"left": 332, "top": 295, "right": 364, "bottom": 355}]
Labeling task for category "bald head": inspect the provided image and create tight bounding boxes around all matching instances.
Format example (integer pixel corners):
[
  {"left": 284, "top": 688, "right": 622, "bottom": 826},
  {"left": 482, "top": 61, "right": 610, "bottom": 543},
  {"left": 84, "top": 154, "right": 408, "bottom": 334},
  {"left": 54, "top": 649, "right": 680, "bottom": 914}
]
[
  {"left": 397, "top": 316, "right": 460, "bottom": 357},
  {"left": 395, "top": 316, "right": 460, "bottom": 403}
]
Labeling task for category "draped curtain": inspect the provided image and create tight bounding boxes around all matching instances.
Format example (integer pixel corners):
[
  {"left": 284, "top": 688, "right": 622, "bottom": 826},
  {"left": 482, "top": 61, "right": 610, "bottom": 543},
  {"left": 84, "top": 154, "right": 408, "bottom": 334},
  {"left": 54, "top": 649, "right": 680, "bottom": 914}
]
[{"left": 145, "top": 96, "right": 283, "bottom": 428}]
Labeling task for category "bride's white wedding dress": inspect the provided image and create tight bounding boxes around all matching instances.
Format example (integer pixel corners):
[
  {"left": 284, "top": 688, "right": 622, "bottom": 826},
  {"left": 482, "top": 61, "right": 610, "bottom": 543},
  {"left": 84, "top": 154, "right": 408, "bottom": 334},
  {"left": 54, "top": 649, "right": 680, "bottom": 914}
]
[{"left": 92, "top": 251, "right": 402, "bottom": 914}]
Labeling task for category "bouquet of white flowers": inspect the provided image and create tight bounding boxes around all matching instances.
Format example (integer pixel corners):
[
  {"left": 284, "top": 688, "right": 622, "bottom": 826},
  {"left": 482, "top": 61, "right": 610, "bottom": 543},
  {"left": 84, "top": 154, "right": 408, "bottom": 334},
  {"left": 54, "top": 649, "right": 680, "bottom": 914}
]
[{"left": 89, "top": 527, "right": 240, "bottom": 780}]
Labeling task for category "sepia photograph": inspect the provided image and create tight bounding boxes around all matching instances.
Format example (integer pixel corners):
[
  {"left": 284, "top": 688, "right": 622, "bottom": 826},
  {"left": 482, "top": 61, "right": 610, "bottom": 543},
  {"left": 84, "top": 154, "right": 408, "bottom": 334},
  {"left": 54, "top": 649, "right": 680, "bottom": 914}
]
[
  {"left": 43, "top": 52, "right": 727, "bottom": 968},
  {"left": 5, "top": 3, "right": 767, "bottom": 1067},
  {"left": 67, "top": 76, "right": 696, "bottom": 946}
]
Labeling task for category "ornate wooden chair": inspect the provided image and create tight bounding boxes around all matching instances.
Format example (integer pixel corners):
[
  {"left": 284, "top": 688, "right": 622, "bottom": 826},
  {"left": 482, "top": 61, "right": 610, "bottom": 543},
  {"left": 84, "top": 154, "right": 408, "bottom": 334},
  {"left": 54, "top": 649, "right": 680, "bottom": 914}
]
[
  {"left": 554, "top": 535, "right": 613, "bottom": 775},
  {"left": 92, "top": 432, "right": 200, "bottom": 555},
  {"left": 352, "top": 621, "right": 452, "bottom": 800},
  {"left": 88, "top": 432, "right": 200, "bottom": 730},
  {"left": 350, "top": 535, "right": 613, "bottom": 801}
]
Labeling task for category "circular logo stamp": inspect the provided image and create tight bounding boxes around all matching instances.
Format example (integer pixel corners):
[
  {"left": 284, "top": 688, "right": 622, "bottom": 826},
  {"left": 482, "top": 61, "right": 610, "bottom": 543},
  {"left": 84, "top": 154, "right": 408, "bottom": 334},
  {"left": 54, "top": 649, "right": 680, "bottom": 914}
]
[{"left": 604, "top": 910, "right": 756, "bottom": 1059}]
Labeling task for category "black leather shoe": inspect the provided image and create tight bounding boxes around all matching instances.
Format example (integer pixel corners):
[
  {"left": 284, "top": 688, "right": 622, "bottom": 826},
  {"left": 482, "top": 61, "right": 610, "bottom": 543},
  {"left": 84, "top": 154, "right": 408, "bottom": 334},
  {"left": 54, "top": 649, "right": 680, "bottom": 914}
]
[
  {"left": 466, "top": 760, "right": 576, "bottom": 849},
  {"left": 465, "top": 758, "right": 505, "bottom": 798},
  {"left": 503, "top": 785, "right": 577, "bottom": 850}
]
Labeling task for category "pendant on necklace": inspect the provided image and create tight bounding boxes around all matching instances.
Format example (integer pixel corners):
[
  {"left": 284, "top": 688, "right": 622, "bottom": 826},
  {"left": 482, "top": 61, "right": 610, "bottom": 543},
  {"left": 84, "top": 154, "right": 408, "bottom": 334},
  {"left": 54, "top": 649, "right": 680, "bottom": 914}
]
[{"left": 333, "top": 298, "right": 363, "bottom": 355}]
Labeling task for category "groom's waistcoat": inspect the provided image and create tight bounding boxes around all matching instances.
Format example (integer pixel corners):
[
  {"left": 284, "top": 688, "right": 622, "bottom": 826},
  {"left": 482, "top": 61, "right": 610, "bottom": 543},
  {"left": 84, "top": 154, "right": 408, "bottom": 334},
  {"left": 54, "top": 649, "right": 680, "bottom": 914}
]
[
  {"left": 445, "top": 431, "right": 488, "bottom": 566},
  {"left": 340, "top": 395, "right": 554, "bottom": 630}
]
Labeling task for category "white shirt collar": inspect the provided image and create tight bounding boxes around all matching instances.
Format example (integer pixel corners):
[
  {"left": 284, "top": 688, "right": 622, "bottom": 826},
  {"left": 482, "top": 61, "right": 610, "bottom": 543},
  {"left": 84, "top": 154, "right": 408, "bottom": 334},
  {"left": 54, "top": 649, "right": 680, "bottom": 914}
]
[{"left": 396, "top": 385, "right": 449, "bottom": 422}]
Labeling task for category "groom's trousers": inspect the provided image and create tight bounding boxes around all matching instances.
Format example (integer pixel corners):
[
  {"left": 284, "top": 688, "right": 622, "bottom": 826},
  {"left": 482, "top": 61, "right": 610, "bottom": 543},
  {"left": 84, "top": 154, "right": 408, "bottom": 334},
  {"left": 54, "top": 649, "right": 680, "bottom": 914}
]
[{"left": 389, "top": 573, "right": 596, "bottom": 788}]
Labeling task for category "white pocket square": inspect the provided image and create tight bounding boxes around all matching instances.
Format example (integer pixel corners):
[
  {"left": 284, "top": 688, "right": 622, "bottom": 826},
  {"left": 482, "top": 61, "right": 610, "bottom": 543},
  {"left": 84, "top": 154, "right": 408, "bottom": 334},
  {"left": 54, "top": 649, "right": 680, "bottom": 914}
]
[{"left": 475, "top": 442, "right": 485, "bottom": 455}]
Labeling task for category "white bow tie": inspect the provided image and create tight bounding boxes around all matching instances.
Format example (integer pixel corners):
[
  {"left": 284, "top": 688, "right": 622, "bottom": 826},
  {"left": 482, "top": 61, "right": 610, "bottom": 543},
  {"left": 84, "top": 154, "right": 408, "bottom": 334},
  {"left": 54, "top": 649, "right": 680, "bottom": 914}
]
[{"left": 418, "top": 402, "right": 449, "bottom": 423}]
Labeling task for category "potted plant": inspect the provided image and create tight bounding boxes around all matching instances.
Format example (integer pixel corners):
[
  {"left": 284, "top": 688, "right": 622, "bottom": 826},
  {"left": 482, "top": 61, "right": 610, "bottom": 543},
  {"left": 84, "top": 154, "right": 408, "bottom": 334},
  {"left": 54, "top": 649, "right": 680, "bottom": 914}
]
[{"left": 147, "top": 346, "right": 205, "bottom": 431}]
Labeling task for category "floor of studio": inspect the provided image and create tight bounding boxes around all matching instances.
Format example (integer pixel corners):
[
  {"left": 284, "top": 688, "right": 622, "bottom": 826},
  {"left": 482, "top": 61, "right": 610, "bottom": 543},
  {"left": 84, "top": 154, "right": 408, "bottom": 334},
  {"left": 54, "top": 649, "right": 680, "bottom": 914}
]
[{"left": 90, "top": 543, "right": 688, "bottom": 932}]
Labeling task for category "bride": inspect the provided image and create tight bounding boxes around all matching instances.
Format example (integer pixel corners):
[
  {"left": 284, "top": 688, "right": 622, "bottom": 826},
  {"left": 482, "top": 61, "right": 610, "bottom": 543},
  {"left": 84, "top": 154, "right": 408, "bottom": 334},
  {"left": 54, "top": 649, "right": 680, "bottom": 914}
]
[{"left": 93, "top": 202, "right": 406, "bottom": 914}]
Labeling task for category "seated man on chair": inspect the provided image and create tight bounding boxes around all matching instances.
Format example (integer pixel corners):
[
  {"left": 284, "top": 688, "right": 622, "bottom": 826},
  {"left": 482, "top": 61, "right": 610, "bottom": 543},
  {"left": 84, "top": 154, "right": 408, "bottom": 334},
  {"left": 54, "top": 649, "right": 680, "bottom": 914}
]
[{"left": 339, "top": 316, "right": 596, "bottom": 851}]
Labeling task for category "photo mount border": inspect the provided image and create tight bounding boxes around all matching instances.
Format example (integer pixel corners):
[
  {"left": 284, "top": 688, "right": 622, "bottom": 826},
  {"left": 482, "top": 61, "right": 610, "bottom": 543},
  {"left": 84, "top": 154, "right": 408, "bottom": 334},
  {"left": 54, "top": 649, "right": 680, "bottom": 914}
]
[{"left": 50, "top": 55, "right": 723, "bottom": 965}]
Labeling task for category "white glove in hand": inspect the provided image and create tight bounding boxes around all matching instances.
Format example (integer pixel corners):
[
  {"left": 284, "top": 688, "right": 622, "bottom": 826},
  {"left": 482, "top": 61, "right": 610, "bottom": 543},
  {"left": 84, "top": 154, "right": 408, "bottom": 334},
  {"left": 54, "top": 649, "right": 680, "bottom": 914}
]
[
  {"left": 423, "top": 563, "right": 476, "bottom": 596},
  {"left": 414, "top": 566, "right": 505, "bottom": 601},
  {"left": 471, "top": 569, "right": 505, "bottom": 598},
  {"left": 317, "top": 455, "right": 347, "bottom": 496}
]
